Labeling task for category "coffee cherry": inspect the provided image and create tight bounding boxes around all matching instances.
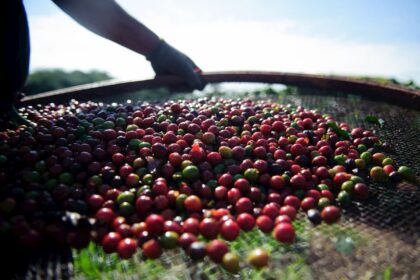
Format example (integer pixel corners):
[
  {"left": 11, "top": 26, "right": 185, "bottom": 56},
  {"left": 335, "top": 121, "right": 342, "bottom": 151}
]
[
  {"left": 184, "top": 195, "right": 202, "bottom": 213},
  {"left": 142, "top": 239, "right": 162, "bottom": 259},
  {"left": 206, "top": 240, "right": 229, "bottom": 263},
  {"left": 101, "top": 232, "right": 122, "bottom": 253},
  {"left": 273, "top": 223, "right": 295, "bottom": 244},
  {"left": 199, "top": 218, "right": 219, "bottom": 240},
  {"left": 247, "top": 248, "right": 269, "bottom": 268},
  {"left": 321, "top": 206, "right": 341, "bottom": 224},
  {"left": 236, "top": 213, "right": 255, "bottom": 231},
  {"left": 222, "top": 252, "right": 240, "bottom": 273},
  {"left": 145, "top": 214, "right": 164, "bottom": 235},
  {"left": 117, "top": 238, "right": 137, "bottom": 259},
  {"left": 188, "top": 241, "right": 206, "bottom": 260},
  {"left": 256, "top": 215, "right": 274, "bottom": 233},
  {"left": 220, "top": 220, "right": 240, "bottom": 241}
]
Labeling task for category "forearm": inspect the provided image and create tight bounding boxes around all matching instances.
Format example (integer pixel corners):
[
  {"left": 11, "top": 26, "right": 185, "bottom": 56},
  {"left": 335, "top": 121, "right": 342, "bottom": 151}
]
[{"left": 52, "top": 0, "right": 160, "bottom": 55}]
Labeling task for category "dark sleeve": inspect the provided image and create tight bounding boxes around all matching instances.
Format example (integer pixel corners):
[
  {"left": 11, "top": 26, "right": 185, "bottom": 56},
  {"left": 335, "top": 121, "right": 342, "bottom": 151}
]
[{"left": 0, "top": 0, "right": 30, "bottom": 111}]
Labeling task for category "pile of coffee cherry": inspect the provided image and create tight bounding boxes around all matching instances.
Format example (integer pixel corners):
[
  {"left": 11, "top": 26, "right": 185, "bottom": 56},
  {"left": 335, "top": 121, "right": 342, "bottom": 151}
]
[{"left": 0, "top": 97, "right": 415, "bottom": 273}]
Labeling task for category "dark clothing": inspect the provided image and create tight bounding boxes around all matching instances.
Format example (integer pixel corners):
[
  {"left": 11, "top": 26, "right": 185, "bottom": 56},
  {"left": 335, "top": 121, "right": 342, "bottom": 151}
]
[{"left": 1, "top": 0, "right": 30, "bottom": 113}]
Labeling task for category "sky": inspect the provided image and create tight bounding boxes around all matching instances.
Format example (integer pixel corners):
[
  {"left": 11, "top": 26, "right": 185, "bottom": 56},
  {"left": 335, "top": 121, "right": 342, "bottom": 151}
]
[{"left": 25, "top": 0, "right": 420, "bottom": 83}]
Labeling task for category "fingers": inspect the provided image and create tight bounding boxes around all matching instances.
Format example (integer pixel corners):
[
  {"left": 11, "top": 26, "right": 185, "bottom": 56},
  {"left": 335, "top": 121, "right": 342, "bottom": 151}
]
[
  {"left": 187, "top": 73, "right": 206, "bottom": 90},
  {"left": 152, "top": 61, "right": 205, "bottom": 90},
  {"left": 178, "top": 64, "right": 206, "bottom": 90},
  {"left": 177, "top": 56, "right": 206, "bottom": 90},
  {"left": 148, "top": 41, "right": 206, "bottom": 90}
]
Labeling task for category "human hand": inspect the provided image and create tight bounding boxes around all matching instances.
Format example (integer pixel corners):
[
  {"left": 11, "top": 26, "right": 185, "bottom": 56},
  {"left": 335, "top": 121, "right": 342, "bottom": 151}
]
[{"left": 147, "top": 41, "right": 206, "bottom": 90}]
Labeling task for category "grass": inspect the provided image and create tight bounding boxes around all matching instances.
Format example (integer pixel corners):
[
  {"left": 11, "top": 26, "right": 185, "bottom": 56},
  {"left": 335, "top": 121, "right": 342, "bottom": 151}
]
[
  {"left": 73, "top": 214, "right": 371, "bottom": 280},
  {"left": 74, "top": 242, "right": 171, "bottom": 279},
  {"left": 73, "top": 220, "right": 310, "bottom": 279},
  {"left": 381, "top": 266, "right": 392, "bottom": 280},
  {"left": 72, "top": 85, "right": 414, "bottom": 279}
]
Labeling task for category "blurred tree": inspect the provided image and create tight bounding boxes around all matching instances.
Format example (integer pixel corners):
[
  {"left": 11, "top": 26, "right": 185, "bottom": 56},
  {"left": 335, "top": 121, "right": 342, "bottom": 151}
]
[
  {"left": 353, "top": 76, "right": 419, "bottom": 90},
  {"left": 23, "top": 69, "right": 113, "bottom": 95}
]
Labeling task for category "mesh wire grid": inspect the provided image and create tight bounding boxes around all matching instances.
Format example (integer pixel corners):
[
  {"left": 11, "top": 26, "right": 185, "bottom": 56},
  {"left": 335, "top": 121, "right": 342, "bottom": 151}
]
[{"left": 4, "top": 86, "right": 420, "bottom": 280}]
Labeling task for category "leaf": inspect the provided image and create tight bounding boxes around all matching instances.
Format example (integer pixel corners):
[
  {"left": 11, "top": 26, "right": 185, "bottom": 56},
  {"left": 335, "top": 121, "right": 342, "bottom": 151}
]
[
  {"left": 365, "top": 115, "right": 385, "bottom": 127},
  {"left": 382, "top": 266, "right": 392, "bottom": 280},
  {"left": 326, "top": 121, "right": 352, "bottom": 140}
]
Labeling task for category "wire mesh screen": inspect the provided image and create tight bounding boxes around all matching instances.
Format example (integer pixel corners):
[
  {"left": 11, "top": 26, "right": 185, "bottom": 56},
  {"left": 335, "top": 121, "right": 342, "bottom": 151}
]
[{"left": 6, "top": 86, "right": 420, "bottom": 280}]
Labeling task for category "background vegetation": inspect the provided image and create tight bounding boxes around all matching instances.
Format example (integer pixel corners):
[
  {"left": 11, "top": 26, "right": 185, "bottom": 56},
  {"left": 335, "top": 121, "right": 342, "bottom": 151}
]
[
  {"left": 23, "top": 69, "right": 419, "bottom": 97},
  {"left": 347, "top": 75, "right": 420, "bottom": 90},
  {"left": 23, "top": 69, "right": 113, "bottom": 95}
]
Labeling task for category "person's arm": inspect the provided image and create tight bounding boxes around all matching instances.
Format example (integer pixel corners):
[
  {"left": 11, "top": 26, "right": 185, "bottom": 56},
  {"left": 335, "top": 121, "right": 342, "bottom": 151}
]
[
  {"left": 53, "top": 0, "right": 205, "bottom": 89},
  {"left": 52, "top": 0, "right": 160, "bottom": 55}
]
